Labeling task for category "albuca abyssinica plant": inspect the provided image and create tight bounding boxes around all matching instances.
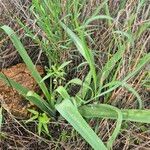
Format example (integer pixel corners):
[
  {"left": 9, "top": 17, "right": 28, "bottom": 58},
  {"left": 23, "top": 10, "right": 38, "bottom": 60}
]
[{"left": 1, "top": 0, "right": 150, "bottom": 149}]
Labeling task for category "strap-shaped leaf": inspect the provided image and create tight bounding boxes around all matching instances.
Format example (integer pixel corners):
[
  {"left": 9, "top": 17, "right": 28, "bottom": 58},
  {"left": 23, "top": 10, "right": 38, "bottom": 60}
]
[
  {"left": 56, "top": 99, "right": 107, "bottom": 150},
  {"left": 79, "top": 104, "right": 150, "bottom": 123}
]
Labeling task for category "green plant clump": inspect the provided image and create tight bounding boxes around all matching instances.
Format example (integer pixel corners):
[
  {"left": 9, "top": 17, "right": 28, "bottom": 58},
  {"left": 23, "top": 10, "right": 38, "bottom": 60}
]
[{"left": 0, "top": 0, "right": 150, "bottom": 149}]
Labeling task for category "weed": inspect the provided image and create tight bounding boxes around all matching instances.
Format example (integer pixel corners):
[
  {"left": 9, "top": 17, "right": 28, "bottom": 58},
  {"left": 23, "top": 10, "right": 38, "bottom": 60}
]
[
  {"left": 26, "top": 109, "right": 50, "bottom": 136},
  {"left": 0, "top": 0, "right": 150, "bottom": 149}
]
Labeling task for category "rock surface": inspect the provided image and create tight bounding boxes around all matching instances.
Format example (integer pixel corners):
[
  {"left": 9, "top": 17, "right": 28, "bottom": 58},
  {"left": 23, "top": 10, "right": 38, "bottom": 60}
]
[{"left": 0, "top": 63, "right": 44, "bottom": 118}]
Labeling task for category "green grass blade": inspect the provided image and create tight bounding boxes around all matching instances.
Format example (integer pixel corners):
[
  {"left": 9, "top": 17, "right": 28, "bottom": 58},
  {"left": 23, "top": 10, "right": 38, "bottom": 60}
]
[
  {"left": 97, "top": 53, "right": 150, "bottom": 98},
  {"left": 86, "top": 80, "right": 142, "bottom": 107},
  {"left": 60, "top": 22, "right": 97, "bottom": 93},
  {"left": 113, "top": 30, "right": 134, "bottom": 45},
  {"left": 1, "top": 25, "right": 52, "bottom": 107},
  {"left": 55, "top": 99, "right": 107, "bottom": 150},
  {"left": 0, "top": 73, "right": 28, "bottom": 95},
  {"left": 102, "top": 105, "right": 122, "bottom": 149},
  {"left": 0, "top": 73, "right": 55, "bottom": 117},
  {"left": 79, "top": 104, "right": 150, "bottom": 123},
  {"left": 26, "top": 91, "right": 56, "bottom": 117},
  {"left": 59, "top": 61, "right": 72, "bottom": 70},
  {"left": 100, "top": 43, "right": 125, "bottom": 84},
  {"left": 60, "top": 22, "right": 89, "bottom": 59},
  {"left": 84, "top": 15, "right": 114, "bottom": 27},
  {"left": 65, "top": 77, "right": 93, "bottom": 99},
  {"left": 86, "top": 0, "right": 108, "bottom": 21},
  {"left": 76, "top": 71, "right": 92, "bottom": 99},
  {"left": 104, "top": 2, "right": 112, "bottom": 26},
  {"left": 123, "top": 83, "right": 143, "bottom": 109},
  {"left": 56, "top": 86, "right": 70, "bottom": 100}
]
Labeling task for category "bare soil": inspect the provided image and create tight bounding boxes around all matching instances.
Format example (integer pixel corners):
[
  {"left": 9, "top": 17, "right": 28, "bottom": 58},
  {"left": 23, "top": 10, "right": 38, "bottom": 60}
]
[{"left": 0, "top": 63, "right": 44, "bottom": 118}]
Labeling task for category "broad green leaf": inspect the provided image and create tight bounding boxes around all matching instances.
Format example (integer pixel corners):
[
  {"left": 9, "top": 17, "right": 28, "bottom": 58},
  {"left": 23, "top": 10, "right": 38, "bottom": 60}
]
[
  {"left": 56, "top": 99, "right": 107, "bottom": 150},
  {"left": 56, "top": 86, "right": 70, "bottom": 100},
  {"left": 79, "top": 104, "right": 150, "bottom": 123}
]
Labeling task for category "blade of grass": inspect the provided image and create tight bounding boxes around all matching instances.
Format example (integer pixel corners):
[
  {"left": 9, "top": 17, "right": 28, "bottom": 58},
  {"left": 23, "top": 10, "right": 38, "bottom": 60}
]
[
  {"left": 100, "top": 43, "right": 125, "bottom": 85},
  {"left": 104, "top": 2, "right": 112, "bottom": 26},
  {"left": 123, "top": 83, "right": 143, "bottom": 109},
  {"left": 1, "top": 25, "right": 53, "bottom": 108},
  {"left": 85, "top": 0, "right": 108, "bottom": 21},
  {"left": 55, "top": 99, "right": 107, "bottom": 150},
  {"left": 84, "top": 15, "right": 114, "bottom": 27},
  {"left": 85, "top": 80, "right": 142, "bottom": 108},
  {"left": 60, "top": 22, "right": 97, "bottom": 94},
  {"left": 65, "top": 77, "right": 93, "bottom": 99},
  {"left": 96, "top": 105, "right": 122, "bottom": 149},
  {"left": 79, "top": 104, "right": 150, "bottom": 123},
  {"left": 76, "top": 71, "right": 92, "bottom": 100},
  {"left": 113, "top": 30, "right": 134, "bottom": 46},
  {"left": 85, "top": 52, "right": 150, "bottom": 104},
  {"left": 0, "top": 73, "right": 55, "bottom": 117},
  {"left": 55, "top": 86, "right": 70, "bottom": 100}
]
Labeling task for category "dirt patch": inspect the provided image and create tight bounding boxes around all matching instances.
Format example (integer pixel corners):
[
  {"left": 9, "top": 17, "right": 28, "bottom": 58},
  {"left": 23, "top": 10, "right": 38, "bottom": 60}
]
[{"left": 0, "top": 63, "right": 44, "bottom": 118}]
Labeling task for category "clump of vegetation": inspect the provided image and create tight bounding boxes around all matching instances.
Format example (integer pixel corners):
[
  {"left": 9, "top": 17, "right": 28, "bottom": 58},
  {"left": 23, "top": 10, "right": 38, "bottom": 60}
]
[{"left": 0, "top": 0, "right": 150, "bottom": 149}]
